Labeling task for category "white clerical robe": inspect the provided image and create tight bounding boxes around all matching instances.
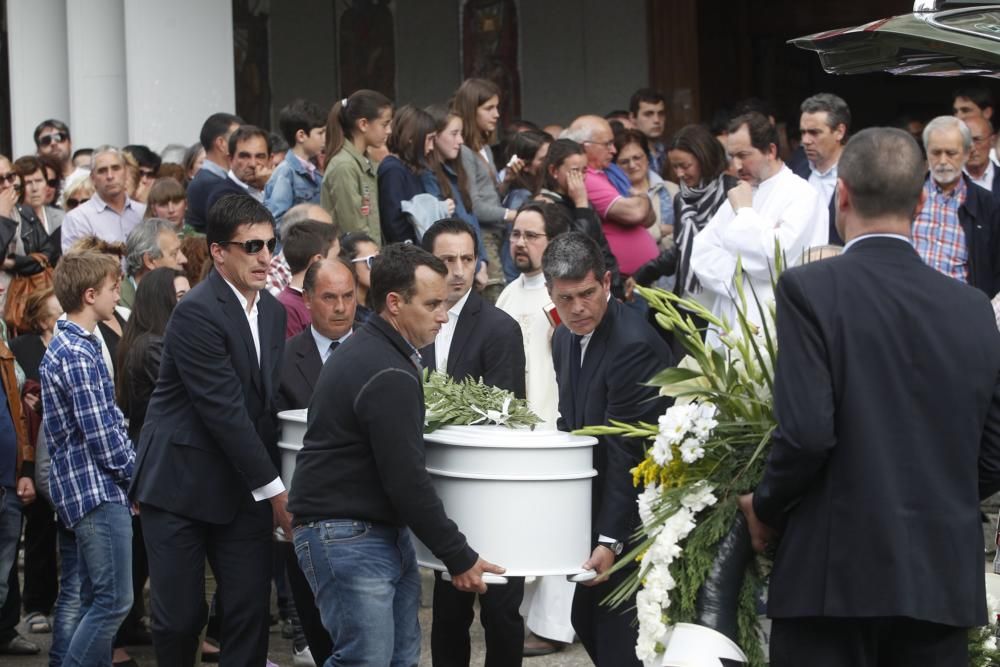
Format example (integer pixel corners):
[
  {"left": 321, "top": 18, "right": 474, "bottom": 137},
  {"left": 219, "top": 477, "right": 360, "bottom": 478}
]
[
  {"left": 495, "top": 270, "right": 575, "bottom": 642},
  {"left": 689, "top": 165, "right": 828, "bottom": 340}
]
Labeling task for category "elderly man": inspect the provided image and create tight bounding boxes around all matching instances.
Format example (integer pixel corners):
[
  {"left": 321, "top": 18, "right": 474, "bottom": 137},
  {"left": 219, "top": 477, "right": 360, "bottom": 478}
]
[
  {"left": 545, "top": 231, "right": 672, "bottom": 667},
  {"left": 121, "top": 218, "right": 188, "bottom": 308},
  {"left": 963, "top": 115, "right": 1000, "bottom": 199},
  {"left": 791, "top": 93, "right": 851, "bottom": 245},
  {"left": 739, "top": 126, "right": 1000, "bottom": 666},
  {"left": 565, "top": 115, "right": 656, "bottom": 276},
  {"left": 690, "top": 111, "right": 828, "bottom": 340},
  {"left": 61, "top": 146, "right": 146, "bottom": 252},
  {"left": 915, "top": 115, "right": 1000, "bottom": 297}
]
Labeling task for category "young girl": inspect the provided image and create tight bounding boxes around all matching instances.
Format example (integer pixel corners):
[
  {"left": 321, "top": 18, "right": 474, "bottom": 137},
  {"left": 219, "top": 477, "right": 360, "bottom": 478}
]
[
  {"left": 421, "top": 105, "right": 487, "bottom": 281},
  {"left": 321, "top": 89, "right": 393, "bottom": 245},
  {"left": 454, "top": 78, "right": 518, "bottom": 298}
]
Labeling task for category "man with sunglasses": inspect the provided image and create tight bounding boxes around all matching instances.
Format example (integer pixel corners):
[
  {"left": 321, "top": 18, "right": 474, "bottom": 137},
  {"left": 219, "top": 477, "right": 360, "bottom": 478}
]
[
  {"left": 131, "top": 194, "right": 290, "bottom": 667},
  {"left": 33, "top": 119, "right": 87, "bottom": 186}
]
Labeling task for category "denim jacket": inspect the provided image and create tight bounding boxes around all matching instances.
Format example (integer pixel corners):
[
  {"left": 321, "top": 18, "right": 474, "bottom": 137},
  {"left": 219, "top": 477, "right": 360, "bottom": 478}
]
[{"left": 264, "top": 151, "right": 322, "bottom": 229}]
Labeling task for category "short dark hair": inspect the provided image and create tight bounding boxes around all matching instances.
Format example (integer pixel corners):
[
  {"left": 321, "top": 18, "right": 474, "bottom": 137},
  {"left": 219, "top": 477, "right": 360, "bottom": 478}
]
[
  {"left": 839, "top": 127, "right": 925, "bottom": 220},
  {"left": 542, "top": 231, "right": 605, "bottom": 285},
  {"left": 421, "top": 218, "right": 478, "bottom": 254},
  {"left": 800, "top": 93, "right": 852, "bottom": 140},
  {"left": 727, "top": 112, "right": 778, "bottom": 155},
  {"left": 668, "top": 124, "right": 729, "bottom": 184},
  {"left": 228, "top": 125, "right": 270, "bottom": 156},
  {"left": 953, "top": 86, "right": 995, "bottom": 112},
  {"left": 206, "top": 194, "right": 274, "bottom": 247},
  {"left": 278, "top": 99, "right": 327, "bottom": 146},
  {"left": 199, "top": 112, "right": 242, "bottom": 151},
  {"left": 283, "top": 220, "right": 339, "bottom": 274},
  {"left": 629, "top": 88, "right": 666, "bottom": 115},
  {"left": 268, "top": 132, "right": 289, "bottom": 156},
  {"left": 303, "top": 257, "right": 355, "bottom": 294},
  {"left": 72, "top": 148, "right": 92, "bottom": 162},
  {"left": 123, "top": 145, "right": 162, "bottom": 173},
  {"left": 370, "top": 242, "right": 446, "bottom": 313},
  {"left": 613, "top": 129, "right": 650, "bottom": 161},
  {"left": 515, "top": 201, "right": 572, "bottom": 239},
  {"left": 339, "top": 231, "right": 377, "bottom": 261},
  {"left": 33, "top": 119, "right": 70, "bottom": 147}
]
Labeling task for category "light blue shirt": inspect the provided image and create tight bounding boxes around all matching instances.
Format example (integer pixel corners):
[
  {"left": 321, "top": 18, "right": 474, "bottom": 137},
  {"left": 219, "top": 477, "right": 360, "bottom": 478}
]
[
  {"left": 60, "top": 192, "right": 146, "bottom": 253},
  {"left": 311, "top": 325, "right": 353, "bottom": 363}
]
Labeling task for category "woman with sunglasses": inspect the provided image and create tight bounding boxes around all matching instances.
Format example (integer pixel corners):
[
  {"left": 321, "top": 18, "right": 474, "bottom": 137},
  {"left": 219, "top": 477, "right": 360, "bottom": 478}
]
[{"left": 339, "top": 232, "right": 378, "bottom": 325}]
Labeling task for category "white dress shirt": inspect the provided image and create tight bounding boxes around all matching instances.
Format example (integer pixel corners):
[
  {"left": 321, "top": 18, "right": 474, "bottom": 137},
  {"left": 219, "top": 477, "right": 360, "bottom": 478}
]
[
  {"left": 227, "top": 170, "right": 265, "bottom": 202},
  {"left": 221, "top": 277, "right": 283, "bottom": 501},
  {"left": 807, "top": 162, "right": 838, "bottom": 203},
  {"left": 966, "top": 160, "right": 995, "bottom": 193},
  {"left": 435, "top": 289, "right": 472, "bottom": 373}
]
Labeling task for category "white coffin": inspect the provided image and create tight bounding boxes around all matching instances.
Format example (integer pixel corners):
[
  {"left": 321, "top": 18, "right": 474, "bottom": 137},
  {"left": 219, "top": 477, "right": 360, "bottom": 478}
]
[
  {"left": 415, "top": 425, "right": 597, "bottom": 578},
  {"left": 276, "top": 414, "right": 598, "bottom": 578}
]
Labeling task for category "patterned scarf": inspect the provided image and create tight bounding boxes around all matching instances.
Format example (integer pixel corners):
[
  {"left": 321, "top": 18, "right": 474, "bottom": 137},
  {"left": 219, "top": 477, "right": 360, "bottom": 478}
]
[{"left": 675, "top": 175, "right": 729, "bottom": 296}]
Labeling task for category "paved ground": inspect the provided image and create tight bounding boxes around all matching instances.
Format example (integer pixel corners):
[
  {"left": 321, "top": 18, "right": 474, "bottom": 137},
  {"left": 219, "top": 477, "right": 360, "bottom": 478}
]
[{"left": 2, "top": 569, "right": 592, "bottom": 666}]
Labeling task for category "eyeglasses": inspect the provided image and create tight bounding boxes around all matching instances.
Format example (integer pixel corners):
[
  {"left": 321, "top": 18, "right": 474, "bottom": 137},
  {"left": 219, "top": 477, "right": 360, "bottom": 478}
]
[
  {"left": 38, "top": 132, "right": 68, "bottom": 147},
  {"left": 220, "top": 238, "right": 277, "bottom": 255},
  {"left": 350, "top": 254, "right": 377, "bottom": 269},
  {"left": 46, "top": 178, "right": 60, "bottom": 187},
  {"left": 138, "top": 168, "right": 157, "bottom": 180},
  {"left": 583, "top": 139, "right": 615, "bottom": 150},
  {"left": 66, "top": 197, "right": 90, "bottom": 208},
  {"left": 510, "top": 230, "right": 547, "bottom": 242},
  {"left": 0, "top": 174, "right": 16, "bottom": 185},
  {"left": 617, "top": 155, "right": 646, "bottom": 166}
]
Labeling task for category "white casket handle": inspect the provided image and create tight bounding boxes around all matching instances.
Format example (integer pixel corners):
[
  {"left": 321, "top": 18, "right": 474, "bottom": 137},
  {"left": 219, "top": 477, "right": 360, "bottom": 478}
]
[
  {"left": 567, "top": 569, "right": 598, "bottom": 583},
  {"left": 440, "top": 572, "right": 509, "bottom": 586}
]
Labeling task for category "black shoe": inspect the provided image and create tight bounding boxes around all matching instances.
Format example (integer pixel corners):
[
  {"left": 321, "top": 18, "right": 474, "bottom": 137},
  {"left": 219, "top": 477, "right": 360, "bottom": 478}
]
[
  {"left": 119, "top": 627, "right": 154, "bottom": 646},
  {"left": 0, "top": 634, "right": 41, "bottom": 655}
]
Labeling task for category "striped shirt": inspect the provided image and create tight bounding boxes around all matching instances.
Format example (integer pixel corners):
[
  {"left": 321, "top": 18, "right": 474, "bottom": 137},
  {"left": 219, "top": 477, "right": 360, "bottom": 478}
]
[
  {"left": 913, "top": 176, "right": 969, "bottom": 283},
  {"left": 40, "top": 319, "right": 134, "bottom": 527}
]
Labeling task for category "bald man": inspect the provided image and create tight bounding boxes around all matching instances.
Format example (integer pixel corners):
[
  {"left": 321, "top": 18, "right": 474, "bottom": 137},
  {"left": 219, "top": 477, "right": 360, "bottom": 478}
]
[
  {"left": 266, "top": 203, "right": 337, "bottom": 295},
  {"left": 963, "top": 115, "right": 1000, "bottom": 200},
  {"left": 564, "top": 115, "right": 656, "bottom": 276}
]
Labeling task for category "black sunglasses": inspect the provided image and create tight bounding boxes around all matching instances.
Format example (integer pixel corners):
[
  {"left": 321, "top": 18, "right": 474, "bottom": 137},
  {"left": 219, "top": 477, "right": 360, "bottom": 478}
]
[
  {"left": 220, "top": 238, "right": 277, "bottom": 255},
  {"left": 38, "top": 132, "right": 68, "bottom": 147},
  {"left": 0, "top": 174, "right": 16, "bottom": 185},
  {"left": 66, "top": 197, "right": 90, "bottom": 208}
]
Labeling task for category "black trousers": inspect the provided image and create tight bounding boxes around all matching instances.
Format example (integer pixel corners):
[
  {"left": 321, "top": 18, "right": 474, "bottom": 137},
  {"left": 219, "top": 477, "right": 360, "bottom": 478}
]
[
  {"left": 21, "top": 496, "right": 57, "bottom": 615},
  {"left": 281, "top": 541, "right": 332, "bottom": 663},
  {"left": 571, "top": 566, "right": 641, "bottom": 667},
  {"left": 770, "top": 616, "right": 969, "bottom": 667},
  {"left": 430, "top": 571, "right": 525, "bottom": 667},
  {"left": 141, "top": 501, "right": 272, "bottom": 667},
  {"left": 113, "top": 515, "right": 149, "bottom": 647}
]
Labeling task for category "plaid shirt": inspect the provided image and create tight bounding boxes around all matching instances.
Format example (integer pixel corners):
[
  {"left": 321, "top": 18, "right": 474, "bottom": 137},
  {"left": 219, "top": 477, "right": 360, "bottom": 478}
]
[
  {"left": 266, "top": 252, "right": 291, "bottom": 296},
  {"left": 913, "top": 176, "right": 969, "bottom": 283},
  {"left": 40, "top": 319, "right": 134, "bottom": 528}
]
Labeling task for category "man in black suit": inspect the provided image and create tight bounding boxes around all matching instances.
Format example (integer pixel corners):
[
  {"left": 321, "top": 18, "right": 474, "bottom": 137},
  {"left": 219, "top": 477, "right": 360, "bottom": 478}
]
[
  {"left": 740, "top": 127, "right": 1000, "bottom": 666},
  {"left": 275, "top": 256, "right": 356, "bottom": 665},
  {"left": 793, "top": 93, "right": 850, "bottom": 246},
  {"left": 545, "top": 231, "right": 673, "bottom": 667},
  {"left": 131, "top": 194, "right": 291, "bottom": 667},
  {"left": 185, "top": 112, "right": 241, "bottom": 232},
  {"left": 418, "top": 218, "right": 527, "bottom": 667}
]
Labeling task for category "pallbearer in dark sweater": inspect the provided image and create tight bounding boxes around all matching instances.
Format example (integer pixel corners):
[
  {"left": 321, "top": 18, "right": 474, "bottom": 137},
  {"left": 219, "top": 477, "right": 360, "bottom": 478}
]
[{"left": 288, "top": 242, "right": 503, "bottom": 666}]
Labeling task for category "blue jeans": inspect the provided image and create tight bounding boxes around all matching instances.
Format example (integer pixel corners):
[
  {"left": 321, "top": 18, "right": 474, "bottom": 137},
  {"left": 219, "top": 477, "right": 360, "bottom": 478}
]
[
  {"left": 0, "top": 488, "right": 22, "bottom": 609},
  {"left": 64, "top": 502, "right": 132, "bottom": 667},
  {"left": 50, "top": 523, "right": 81, "bottom": 667},
  {"left": 294, "top": 520, "right": 421, "bottom": 667}
]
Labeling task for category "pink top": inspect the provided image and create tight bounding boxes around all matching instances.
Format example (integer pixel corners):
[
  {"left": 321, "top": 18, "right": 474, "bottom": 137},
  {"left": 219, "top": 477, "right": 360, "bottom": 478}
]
[
  {"left": 584, "top": 167, "right": 658, "bottom": 275},
  {"left": 277, "top": 286, "right": 311, "bottom": 339}
]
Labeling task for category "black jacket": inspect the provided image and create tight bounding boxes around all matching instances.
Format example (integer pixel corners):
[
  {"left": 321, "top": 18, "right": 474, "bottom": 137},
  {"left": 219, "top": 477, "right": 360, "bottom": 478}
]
[
  {"left": 754, "top": 237, "right": 1000, "bottom": 626},
  {"left": 0, "top": 205, "right": 60, "bottom": 274},
  {"left": 119, "top": 333, "right": 163, "bottom": 443},
  {"left": 276, "top": 327, "right": 323, "bottom": 412},
  {"left": 184, "top": 167, "right": 224, "bottom": 232},
  {"left": 553, "top": 298, "right": 673, "bottom": 543},
  {"left": 287, "top": 315, "right": 478, "bottom": 575},
  {"left": 420, "top": 289, "right": 526, "bottom": 398},
  {"left": 130, "top": 269, "right": 286, "bottom": 524},
  {"left": 953, "top": 173, "right": 1000, "bottom": 297}
]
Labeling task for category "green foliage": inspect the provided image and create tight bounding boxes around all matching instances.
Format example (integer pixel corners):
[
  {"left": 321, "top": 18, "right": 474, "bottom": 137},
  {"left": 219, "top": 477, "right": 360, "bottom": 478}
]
[{"left": 423, "top": 370, "right": 541, "bottom": 432}]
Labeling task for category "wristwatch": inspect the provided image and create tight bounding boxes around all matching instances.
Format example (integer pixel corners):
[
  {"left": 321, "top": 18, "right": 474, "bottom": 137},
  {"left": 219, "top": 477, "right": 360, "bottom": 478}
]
[{"left": 597, "top": 538, "right": 624, "bottom": 556}]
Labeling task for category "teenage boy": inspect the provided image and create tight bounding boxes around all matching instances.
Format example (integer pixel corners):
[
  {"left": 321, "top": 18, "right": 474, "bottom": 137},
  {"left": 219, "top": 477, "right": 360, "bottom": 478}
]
[
  {"left": 40, "top": 251, "right": 134, "bottom": 666},
  {"left": 265, "top": 99, "right": 328, "bottom": 226}
]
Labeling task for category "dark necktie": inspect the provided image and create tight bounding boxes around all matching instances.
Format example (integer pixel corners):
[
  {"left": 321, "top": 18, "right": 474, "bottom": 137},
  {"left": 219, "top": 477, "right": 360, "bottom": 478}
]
[
  {"left": 325, "top": 341, "right": 339, "bottom": 362},
  {"left": 569, "top": 333, "right": 582, "bottom": 388}
]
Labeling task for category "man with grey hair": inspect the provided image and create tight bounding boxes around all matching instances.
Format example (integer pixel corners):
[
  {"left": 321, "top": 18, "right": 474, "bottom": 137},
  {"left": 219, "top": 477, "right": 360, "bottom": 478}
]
[
  {"left": 544, "top": 231, "right": 671, "bottom": 667},
  {"left": 962, "top": 115, "right": 1000, "bottom": 199},
  {"left": 120, "top": 218, "right": 188, "bottom": 308},
  {"left": 739, "top": 126, "right": 1000, "bottom": 665},
  {"left": 792, "top": 93, "right": 851, "bottom": 245},
  {"left": 61, "top": 145, "right": 146, "bottom": 252},
  {"left": 266, "top": 203, "right": 335, "bottom": 295},
  {"left": 914, "top": 115, "right": 1000, "bottom": 296},
  {"left": 564, "top": 115, "right": 656, "bottom": 276}
]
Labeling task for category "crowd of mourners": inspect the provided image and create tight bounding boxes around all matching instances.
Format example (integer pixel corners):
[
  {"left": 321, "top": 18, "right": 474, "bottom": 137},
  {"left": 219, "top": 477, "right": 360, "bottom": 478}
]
[{"left": 1, "top": 77, "right": 999, "bottom": 667}]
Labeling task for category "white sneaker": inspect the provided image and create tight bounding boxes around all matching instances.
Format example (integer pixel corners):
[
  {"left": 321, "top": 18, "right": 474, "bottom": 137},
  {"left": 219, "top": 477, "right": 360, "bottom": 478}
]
[{"left": 292, "top": 646, "right": 315, "bottom": 667}]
